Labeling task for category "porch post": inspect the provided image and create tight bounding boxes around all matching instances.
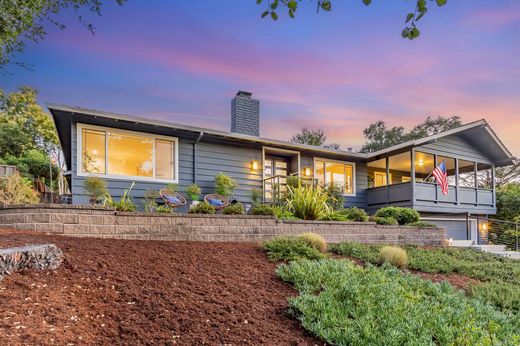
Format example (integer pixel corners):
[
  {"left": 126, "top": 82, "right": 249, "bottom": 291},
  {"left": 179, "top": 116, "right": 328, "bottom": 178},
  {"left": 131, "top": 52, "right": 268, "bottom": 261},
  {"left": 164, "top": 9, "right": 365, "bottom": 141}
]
[
  {"left": 411, "top": 150, "right": 416, "bottom": 205},
  {"left": 434, "top": 154, "right": 438, "bottom": 203},
  {"left": 386, "top": 156, "right": 390, "bottom": 205},
  {"left": 492, "top": 164, "right": 496, "bottom": 208},
  {"left": 455, "top": 158, "right": 460, "bottom": 206},
  {"left": 474, "top": 162, "right": 478, "bottom": 205}
]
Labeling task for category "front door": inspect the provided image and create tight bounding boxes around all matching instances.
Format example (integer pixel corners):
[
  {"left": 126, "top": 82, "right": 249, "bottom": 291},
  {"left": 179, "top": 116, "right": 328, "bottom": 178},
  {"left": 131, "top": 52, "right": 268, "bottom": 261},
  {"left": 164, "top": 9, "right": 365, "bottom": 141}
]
[{"left": 264, "top": 156, "right": 289, "bottom": 202}]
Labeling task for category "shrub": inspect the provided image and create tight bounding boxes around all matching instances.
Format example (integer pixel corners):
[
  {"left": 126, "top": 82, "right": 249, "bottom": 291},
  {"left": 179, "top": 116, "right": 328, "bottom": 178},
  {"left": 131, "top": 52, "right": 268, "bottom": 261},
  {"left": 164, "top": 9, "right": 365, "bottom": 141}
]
[
  {"left": 214, "top": 172, "right": 238, "bottom": 197},
  {"left": 271, "top": 205, "right": 298, "bottom": 220},
  {"left": 143, "top": 189, "right": 160, "bottom": 212},
  {"left": 155, "top": 204, "right": 172, "bottom": 213},
  {"left": 374, "top": 206, "right": 420, "bottom": 225},
  {"left": 263, "top": 236, "right": 326, "bottom": 261},
  {"left": 103, "top": 182, "right": 136, "bottom": 212},
  {"left": 377, "top": 246, "right": 409, "bottom": 268},
  {"left": 341, "top": 207, "right": 369, "bottom": 222},
  {"left": 223, "top": 202, "right": 245, "bottom": 215},
  {"left": 407, "top": 221, "right": 437, "bottom": 228},
  {"left": 188, "top": 201, "right": 215, "bottom": 214},
  {"left": 369, "top": 215, "right": 399, "bottom": 225},
  {"left": 324, "top": 183, "right": 344, "bottom": 210},
  {"left": 185, "top": 183, "right": 201, "bottom": 201},
  {"left": 286, "top": 175, "right": 300, "bottom": 189},
  {"left": 249, "top": 188, "right": 263, "bottom": 204},
  {"left": 321, "top": 210, "right": 350, "bottom": 221},
  {"left": 0, "top": 173, "right": 39, "bottom": 205},
  {"left": 165, "top": 183, "right": 178, "bottom": 193},
  {"left": 286, "top": 185, "right": 331, "bottom": 220},
  {"left": 250, "top": 203, "right": 275, "bottom": 216},
  {"left": 277, "top": 259, "right": 520, "bottom": 345},
  {"left": 83, "top": 176, "right": 107, "bottom": 204},
  {"left": 299, "top": 233, "right": 327, "bottom": 253}
]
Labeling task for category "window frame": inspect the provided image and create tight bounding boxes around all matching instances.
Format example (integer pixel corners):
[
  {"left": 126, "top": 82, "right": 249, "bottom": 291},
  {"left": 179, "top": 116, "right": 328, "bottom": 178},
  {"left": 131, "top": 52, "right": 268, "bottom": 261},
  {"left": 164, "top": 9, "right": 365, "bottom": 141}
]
[
  {"left": 77, "top": 123, "right": 179, "bottom": 183},
  {"left": 313, "top": 157, "right": 356, "bottom": 197}
]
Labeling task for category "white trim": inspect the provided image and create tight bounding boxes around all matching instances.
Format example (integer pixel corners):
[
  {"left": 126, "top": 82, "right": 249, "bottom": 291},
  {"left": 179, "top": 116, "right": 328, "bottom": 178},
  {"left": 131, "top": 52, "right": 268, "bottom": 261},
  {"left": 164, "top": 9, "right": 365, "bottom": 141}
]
[
  {"left": 313, "top": 157, "right": 357, "bottom": 197},
  {"left": 262, "top": 146, "right": 301, "bottom": 179},
  {"left": 76, "top": 123, "right": 179, "bottom": 184}
]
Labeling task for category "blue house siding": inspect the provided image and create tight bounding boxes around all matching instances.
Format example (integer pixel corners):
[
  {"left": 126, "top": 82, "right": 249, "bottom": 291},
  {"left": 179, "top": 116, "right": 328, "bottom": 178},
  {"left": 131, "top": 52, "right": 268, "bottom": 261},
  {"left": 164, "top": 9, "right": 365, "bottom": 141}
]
[{"left": 417, "top": 134, "right": 492, "bottom": 164}]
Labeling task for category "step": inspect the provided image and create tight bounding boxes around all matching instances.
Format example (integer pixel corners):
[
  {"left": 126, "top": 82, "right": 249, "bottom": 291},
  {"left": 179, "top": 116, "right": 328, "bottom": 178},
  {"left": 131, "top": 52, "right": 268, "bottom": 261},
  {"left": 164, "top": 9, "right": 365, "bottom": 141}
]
[
  {"left": 451, "top": 240, "right": 474, "bottom": 247},
  {"left": 471, "top": 244, "right": 507, "bottom": 252}
]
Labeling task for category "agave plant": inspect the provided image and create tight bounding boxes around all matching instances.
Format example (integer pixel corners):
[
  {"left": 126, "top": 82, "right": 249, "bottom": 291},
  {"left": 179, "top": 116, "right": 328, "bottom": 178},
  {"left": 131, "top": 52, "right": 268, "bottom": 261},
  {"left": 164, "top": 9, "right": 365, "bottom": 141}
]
[{"left": 285, "top": 184, "right": 331, "bottom": 220}]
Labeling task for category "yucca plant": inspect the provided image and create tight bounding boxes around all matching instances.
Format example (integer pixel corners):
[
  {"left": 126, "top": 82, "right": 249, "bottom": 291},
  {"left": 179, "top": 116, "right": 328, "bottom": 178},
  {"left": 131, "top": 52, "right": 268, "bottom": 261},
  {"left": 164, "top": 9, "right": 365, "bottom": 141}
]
[{"left": 285, "top": 184, "right": 331, "bottom": 220}]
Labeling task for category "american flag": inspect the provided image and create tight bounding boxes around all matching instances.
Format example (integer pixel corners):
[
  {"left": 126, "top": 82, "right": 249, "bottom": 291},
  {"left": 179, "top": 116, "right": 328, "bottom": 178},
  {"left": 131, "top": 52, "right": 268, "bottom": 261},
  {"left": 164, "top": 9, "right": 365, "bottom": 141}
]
[{"left": 432, "top": 161, "right": 449, "bottom": 195}]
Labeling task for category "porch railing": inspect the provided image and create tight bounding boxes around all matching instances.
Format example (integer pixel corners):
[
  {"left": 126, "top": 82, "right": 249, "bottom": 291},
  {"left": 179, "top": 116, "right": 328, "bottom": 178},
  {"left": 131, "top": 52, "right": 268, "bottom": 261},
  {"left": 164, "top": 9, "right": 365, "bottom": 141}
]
[
  {"left": 263, "top": 174, "right": 318, "bottom": 203},
  {"left": 476, "top": 217, "right": 519, "bottom": 251}
]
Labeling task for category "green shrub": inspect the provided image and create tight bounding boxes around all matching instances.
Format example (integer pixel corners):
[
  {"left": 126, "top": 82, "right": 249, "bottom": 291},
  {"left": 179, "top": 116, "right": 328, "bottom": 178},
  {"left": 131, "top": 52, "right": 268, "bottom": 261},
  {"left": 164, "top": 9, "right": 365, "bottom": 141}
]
[
  {"left": 271, "top": 205, "right": 298, "bottom": 220},
  {"left": 370, "top": 215, "right": 399, "bottom": 225},
  {"left": 0, "top": 173, "right": 39, "bottom": 205},
  {"left": 143, "top": 189, "right": 160, "bottom": 212},
  {"left": 286, "top": 175, "right": 300, "bottom": 189},
  {"left": 263, "top": 236, "right": 327, "bottom": 261},
  {"left": 286, "top": 185, "right": 331, "bottom": 220},
  {"left": 83, "top": 176, "right": 107, "bottom": 204},
  {"left": 299, "top": 233, "right": 327, "bottom": 253},
  {"left": 375, "top": 206, "right": 420, "bottom": 225},
  {"left": 185, "top": 183, "right": 201, "bottom": 201},
  {"left": 277, "top": 259, "right": 520, "bottom": 345},
  {"left": 324, "top": 183, "right": 344, "bottom": 210},
  {"left": 165, "top": 182, "right": 178, "bottom": 193},
  {"left": 214, "top": 172, "right": 238, "bottom": 197},
  {"left": 341, "top": 207, "right": 369, "bottom": 222},
  {"left": 407, "top": 221, "right": 437, "bottom": 228},
  {"left": 103, "top": 182, "right": 136, "bottom": 212},
  {"left": 250, "top": 203, "right": 275, "bottom": 215},
  {"left": 223, "top": 202, "right": 245, "bottom": 215},
  {"left": 188, "top": 201, "right": 215, "bottom": 214},
  {"left": 377, "top": 246, "right": 409, "bottom": 268},
  {"left": 321, "top": 210, "right": 350, "bottom": 221},
  {"left": 249, "top": 188, "right": 263, "bottom": 204},
  {"left": 155, "top": 204, "right": 172, "bottom": 213}
]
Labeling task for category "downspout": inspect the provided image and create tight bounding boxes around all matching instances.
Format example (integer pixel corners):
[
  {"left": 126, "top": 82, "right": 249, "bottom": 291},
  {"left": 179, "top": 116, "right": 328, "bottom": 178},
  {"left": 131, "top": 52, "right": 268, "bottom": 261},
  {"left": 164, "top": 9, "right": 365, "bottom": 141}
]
[{"left": 193, "top": 132, "right": 204, "bottom": 184}]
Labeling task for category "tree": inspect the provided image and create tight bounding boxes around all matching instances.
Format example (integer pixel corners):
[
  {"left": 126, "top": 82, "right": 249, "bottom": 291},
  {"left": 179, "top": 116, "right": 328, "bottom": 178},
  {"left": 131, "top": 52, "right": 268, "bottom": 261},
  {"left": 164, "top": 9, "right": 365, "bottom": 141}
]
[
  {"left": 257, "top": 0, "right": 448, "bottom": 40},
  {"left": 0, "top": 86, "right": 59, "bottom": 153},
  {"left": 0, "top": 123, "right": 28, "bottom": 157},
  {"left": 360, "top": 115, "right": 461, "bottom": 153},
  {"left": 0, "top": 0, "right": 125, "bottom": 69},
  {"left": 496, "top": 183, "right": 520, "bottom": 222},
  {"left": 291, "top": 128, "right": 327, "bottom": 146}
]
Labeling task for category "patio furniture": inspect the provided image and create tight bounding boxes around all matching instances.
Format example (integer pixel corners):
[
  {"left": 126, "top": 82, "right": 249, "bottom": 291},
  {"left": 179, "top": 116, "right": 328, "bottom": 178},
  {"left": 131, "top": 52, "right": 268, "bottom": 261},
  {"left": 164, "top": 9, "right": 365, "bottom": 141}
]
[
  {"left": 203, "top": 193, "right": 229, "bottom": 210},
  {"left": 160, "top": 189, "right": 187, "bottom": 209}
]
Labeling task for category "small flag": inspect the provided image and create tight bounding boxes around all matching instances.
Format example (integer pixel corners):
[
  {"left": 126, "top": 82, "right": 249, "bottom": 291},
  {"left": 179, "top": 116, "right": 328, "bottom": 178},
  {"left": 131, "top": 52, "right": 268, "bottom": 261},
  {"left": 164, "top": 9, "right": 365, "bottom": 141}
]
[{"left": 432, "top": 161, "right": 449, "bottom": 195}]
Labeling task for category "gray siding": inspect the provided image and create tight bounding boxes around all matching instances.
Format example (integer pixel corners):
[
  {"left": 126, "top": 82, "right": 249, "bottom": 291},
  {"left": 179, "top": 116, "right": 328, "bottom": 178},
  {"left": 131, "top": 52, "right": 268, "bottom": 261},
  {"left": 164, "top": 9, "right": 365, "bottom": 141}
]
[
  {"left": 417, "top": 133, "right": 492, "bottom": 164},
  {"left": 195, "top": 142, "right": 262, "bottom": 202}
]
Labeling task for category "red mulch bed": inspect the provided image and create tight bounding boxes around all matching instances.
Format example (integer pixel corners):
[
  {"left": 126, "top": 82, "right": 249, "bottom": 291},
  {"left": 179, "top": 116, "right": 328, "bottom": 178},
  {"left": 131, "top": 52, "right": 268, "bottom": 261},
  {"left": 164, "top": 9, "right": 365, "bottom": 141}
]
[{"left": 0, "top": 229, "right": 324, "bottom": 345}]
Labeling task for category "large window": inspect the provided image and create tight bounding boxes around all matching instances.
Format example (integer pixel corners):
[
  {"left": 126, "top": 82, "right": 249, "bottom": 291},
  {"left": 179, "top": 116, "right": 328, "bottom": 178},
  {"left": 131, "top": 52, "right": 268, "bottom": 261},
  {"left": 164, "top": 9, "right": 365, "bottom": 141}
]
[
  {"left": 314, "top": 159, "right": 354, "bottom": 195},
  {"left": 438, "top": 156, "right": 456, "bottom": 186},
  {"left": 458, "top": 160, "right": 475, "bottom": 188},
  {"left": 388, "top": 152, "right": 411, "bottom": 185},
  {"left": 80, "top": 125, "right": 178, "bottom": 182},
  {"left": 414, "top": 151, "right": 435, "bottom": 183},
  {"left": 367, "top": 158, "right": 387, "bottom": 187}
]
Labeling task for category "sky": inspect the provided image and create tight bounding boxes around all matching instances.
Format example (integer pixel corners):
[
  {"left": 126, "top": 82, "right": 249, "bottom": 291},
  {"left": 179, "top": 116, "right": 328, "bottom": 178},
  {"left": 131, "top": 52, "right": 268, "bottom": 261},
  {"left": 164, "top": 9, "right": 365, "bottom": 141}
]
[{"left": 2, "top": 0, "right": 520, "bottom": 155}]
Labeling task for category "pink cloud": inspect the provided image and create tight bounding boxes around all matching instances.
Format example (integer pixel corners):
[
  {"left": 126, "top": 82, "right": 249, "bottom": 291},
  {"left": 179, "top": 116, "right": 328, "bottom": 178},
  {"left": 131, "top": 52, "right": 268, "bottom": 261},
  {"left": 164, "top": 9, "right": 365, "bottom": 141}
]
[{"left": 463, "top": 6, "right": 520, "bottom": 31}]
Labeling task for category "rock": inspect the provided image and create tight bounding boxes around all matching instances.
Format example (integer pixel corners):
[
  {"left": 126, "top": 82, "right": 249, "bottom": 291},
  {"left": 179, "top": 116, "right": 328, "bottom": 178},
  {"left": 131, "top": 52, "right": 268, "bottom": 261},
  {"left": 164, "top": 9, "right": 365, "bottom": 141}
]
[{"left": 0, "top": 244, "right": 64, "bottom": 282}]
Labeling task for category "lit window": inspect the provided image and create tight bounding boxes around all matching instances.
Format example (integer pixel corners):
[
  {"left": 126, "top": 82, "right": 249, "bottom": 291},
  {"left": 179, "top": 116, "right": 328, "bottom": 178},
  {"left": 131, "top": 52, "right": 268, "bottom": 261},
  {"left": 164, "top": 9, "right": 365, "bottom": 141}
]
[
  {"left": 82, "top": 129, "right": 106, "bottom": 174},
  {"left": 80, "top": 125, "right": 177, "bottom": 181},
  {"left": 315, "top": 160, "right": 354, "bottom": 194}
]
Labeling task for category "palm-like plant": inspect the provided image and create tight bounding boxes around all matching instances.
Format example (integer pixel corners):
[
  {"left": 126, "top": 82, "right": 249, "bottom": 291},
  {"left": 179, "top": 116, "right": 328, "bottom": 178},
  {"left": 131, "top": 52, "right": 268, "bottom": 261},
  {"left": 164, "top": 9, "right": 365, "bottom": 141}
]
[{"left": 285, "top": 184, "right": 331, "bottom": 220}]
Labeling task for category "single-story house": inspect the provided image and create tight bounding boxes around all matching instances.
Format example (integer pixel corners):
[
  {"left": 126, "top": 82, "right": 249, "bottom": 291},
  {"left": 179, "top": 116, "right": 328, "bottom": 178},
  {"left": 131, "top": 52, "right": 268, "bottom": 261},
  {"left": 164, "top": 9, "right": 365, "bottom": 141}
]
[{"left": 48, "top": 91, "right": 516, "bottom": 241}]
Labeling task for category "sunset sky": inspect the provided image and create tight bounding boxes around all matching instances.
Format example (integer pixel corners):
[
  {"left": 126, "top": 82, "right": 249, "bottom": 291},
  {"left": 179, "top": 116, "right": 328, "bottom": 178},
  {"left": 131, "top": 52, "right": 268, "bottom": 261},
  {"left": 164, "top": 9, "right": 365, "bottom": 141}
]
[{"left": 3, "top": 0, "right": 520, "bottom": 155}]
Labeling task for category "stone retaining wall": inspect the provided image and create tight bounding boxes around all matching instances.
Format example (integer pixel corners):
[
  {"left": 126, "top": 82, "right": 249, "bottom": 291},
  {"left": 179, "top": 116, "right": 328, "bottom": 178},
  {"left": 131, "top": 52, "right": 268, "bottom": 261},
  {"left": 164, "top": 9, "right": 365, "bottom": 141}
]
[{"left": 0, "top": 204, "right": 447, "bottom": 245}]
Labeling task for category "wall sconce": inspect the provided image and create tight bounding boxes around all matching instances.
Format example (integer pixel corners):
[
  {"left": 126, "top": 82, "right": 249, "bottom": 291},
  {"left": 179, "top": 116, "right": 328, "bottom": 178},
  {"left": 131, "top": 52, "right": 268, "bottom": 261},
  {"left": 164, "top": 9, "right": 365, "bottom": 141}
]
[
  {"left": 482, "top": 222, "right": 488, "bottom": 231},
  {"left": 251, "top": 160, "right": 259, "bottom": 171},
  {"left": 303, "top": 167, "right": 311, "bottom": 176},
  {"left": 417, "top": 160, "right": 424, "bottom": 166}
]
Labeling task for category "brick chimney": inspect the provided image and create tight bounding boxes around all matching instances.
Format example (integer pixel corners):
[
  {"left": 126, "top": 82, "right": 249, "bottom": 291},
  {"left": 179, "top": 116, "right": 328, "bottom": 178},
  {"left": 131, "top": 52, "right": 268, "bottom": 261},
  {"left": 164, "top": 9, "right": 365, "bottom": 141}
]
[{"left": 231, "top": 91, "right": 260, "bottom": 136}]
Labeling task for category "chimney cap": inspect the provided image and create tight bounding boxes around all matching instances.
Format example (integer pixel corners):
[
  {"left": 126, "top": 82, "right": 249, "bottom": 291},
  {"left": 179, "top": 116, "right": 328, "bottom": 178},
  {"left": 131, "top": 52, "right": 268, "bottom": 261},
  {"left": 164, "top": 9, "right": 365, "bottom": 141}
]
[{"left": 236, "top": 90, "right": 253, "bottom": 98}]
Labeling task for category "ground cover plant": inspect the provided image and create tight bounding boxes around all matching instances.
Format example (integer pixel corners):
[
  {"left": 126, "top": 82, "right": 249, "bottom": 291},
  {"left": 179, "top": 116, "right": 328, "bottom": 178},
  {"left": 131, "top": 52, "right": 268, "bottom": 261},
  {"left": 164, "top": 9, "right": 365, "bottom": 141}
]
[
  {"left": 331, "top": 242, "right": 520, "bottom": 313},
  {"left": 263, "top": 236, "right": 327, "bottom": 262},
  {"left": 277, "top": 259, "right": 520, "bottom": 346}
]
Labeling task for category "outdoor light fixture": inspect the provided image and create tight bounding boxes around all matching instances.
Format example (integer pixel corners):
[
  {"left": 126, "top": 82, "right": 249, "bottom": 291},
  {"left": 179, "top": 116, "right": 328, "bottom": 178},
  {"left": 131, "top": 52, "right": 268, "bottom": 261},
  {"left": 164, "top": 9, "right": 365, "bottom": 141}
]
[
  {"left": 303, "top": 167, "right": 311, "bottom": 176},
  {"left": 417, "top": 160, "right": 424, "bottom": 166},
  {"left": 251, "top": 160, "right": 259, "bottom": 171},
  {"left": 482, "top": 222, "right": 488, "bottom": 231}
]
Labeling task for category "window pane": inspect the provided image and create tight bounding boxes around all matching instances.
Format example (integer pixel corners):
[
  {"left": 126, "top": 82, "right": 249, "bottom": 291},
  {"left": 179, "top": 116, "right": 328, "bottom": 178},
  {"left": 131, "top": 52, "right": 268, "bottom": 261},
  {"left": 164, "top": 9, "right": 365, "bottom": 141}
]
[
  {"left": 325, "top": 163, "right": 345, "bottom": 188},
  {"left": 82, "top": 129, "right": 106, "bottom": 174},
  {"left": 459, "top": 160, "right": 475, "bottom": 188},
  {"left": 388, "top": 152, "right": 411, "bottom": 185},
  {"left": 156, "top": 139, "right": 175, "bottom": 180},
  {"left": 345, "top": 164, "right": 353, "bottom": 194},
  {"left": 477, "top": 163, "right": 493, "bottom": 189},
  {"left": 438, "top": 156, "right": 456, "bottom": 186},
  {"left": 414, "top": 152, "right": 435, "bottom": 183},
  {"left": 108, "top": 132, "right": 153, "bottom": 177},
  {"left": 315, "top": 160, "right": 325, "bottom": 186},
  {"left": 367, "top": 158, "right": 386, "bottom": 187}
]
